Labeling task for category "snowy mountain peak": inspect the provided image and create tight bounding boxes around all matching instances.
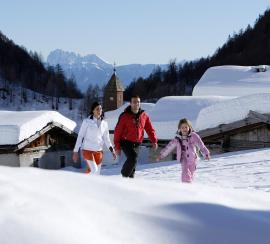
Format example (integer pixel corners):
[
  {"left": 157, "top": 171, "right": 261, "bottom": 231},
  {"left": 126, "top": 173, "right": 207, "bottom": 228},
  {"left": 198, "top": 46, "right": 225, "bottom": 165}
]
[
  {"left": 83, "top": 54, "right": 109, "bottom": 65},
  {"left": 47, "top": 49, "right": 79, "bottom": 66},
  {"left": 46, "top": 49, "right": 168, "bottom": 91},
  {"left": 47, "top": 49, "right": 110, "bottom": 67}
]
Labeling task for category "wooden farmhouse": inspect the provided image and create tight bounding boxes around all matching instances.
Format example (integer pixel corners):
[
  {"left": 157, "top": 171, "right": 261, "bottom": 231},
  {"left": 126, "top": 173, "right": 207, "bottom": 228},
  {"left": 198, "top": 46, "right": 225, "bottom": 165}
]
[
  {"left": 0, "top": 111, "right": 81, "bottom": 169},
  {"left": 198, "top": 110, "right": 270, "bottom": 154}
]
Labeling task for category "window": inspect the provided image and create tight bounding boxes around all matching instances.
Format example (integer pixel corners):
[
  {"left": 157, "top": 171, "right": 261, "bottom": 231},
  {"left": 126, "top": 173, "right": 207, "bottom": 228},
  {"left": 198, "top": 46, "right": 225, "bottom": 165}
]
[
  {"left": 60, "top": 156, "right": 65, "bottom": 168},
  {"left": 32, "top": 158, "right": 39, "bottom": 168}
]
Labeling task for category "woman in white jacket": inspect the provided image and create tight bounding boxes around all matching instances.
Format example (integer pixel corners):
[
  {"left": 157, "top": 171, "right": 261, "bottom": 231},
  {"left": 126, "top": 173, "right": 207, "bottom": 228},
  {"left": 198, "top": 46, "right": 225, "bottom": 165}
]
[{"left": 72, "top": 102, "right": 116, "bottom": 175}]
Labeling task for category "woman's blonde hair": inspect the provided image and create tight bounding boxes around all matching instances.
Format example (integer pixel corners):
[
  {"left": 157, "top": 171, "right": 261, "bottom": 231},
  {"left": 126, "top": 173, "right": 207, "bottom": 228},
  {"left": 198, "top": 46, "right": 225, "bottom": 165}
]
[{"left": 178, "top": 118, "right": 193, "bottom": 131}]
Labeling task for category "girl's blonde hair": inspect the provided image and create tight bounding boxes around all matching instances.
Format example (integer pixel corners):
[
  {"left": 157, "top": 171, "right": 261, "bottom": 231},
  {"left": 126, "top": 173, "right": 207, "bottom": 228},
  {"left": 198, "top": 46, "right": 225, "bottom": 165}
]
[{"left": 178, "top": 118, "right": 193, "bottom": 131}]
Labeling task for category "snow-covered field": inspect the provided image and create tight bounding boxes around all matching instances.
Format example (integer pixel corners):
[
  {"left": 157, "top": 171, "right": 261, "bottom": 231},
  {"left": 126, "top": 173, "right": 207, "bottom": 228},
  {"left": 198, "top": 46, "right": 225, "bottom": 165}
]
[
  {"left": 193, "top": 65, "right": 270, "bottom": 96},
  {"left": 103, "top": 148, "right": 270, "bottom": 193},
  {"left": 1, "top": 148, "right": 270, "bottom": 244}
]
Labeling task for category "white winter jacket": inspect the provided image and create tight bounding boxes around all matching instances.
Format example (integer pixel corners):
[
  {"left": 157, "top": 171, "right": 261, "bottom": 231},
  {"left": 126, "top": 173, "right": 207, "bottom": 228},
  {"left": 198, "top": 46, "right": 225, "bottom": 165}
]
[{"left": 73, "top": 117, "right": 112, "bottom": 152}]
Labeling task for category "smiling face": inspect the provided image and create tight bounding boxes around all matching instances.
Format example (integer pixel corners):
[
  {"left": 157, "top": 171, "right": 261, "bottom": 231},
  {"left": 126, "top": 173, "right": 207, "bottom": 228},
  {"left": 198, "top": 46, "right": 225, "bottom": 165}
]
[
  {"left": 130, "top": 97, "right": 141, "bottom": 114},
  {"left": 179, "top": 123, "right": 190, "bottom": 136},
  {"left": 93, "top": 105, "right": 103, "bottom": 118}
]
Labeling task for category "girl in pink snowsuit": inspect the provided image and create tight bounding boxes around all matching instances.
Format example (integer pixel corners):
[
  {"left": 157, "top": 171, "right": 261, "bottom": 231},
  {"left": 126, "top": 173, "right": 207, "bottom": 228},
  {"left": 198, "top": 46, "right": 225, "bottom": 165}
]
[{"left": 157, "top": 118, "right": 210, "bottom": 183}]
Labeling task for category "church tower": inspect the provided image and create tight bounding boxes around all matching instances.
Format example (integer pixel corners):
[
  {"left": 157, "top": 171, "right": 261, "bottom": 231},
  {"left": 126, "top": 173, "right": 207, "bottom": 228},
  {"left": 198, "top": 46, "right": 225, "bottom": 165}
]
[{"left": 103, "top": 64, "right": 125, "bottom": 112}]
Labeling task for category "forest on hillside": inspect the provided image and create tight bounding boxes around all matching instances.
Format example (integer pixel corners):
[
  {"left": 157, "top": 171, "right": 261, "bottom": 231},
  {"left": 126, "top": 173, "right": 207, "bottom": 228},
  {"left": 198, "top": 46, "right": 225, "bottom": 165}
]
[{"left": 124, "top": 9, "right": 270, "bottom": 101}]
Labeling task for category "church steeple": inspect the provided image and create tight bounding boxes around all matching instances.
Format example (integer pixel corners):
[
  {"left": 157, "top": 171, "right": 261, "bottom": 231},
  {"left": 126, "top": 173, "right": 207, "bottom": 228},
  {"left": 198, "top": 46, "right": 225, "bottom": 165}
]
[
  {"left": 113, "top": 62, "right": 116, "bottom": 74},
  {"left": 103, "top": 62, "right": 125, "bottom": 112}
]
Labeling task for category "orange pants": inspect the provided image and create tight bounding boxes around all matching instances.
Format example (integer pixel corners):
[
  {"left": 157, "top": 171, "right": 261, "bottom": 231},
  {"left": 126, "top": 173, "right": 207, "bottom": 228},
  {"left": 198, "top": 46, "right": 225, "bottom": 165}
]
[{"left": 82, "top": 150, "right": 103, "bottom": 174}]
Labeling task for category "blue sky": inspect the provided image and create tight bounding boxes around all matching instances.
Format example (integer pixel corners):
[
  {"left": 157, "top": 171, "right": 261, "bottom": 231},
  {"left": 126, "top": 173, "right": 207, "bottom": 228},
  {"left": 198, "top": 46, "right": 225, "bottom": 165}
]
[{"left": 1, "top": 0, "right": 269, "bottom": 65}]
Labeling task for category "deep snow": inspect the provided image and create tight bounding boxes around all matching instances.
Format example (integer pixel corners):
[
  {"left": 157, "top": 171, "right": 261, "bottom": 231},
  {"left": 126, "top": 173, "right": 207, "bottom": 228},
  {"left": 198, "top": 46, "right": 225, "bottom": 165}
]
[{"left": 1, "top": 146, "right": 270, "bottom": 244}]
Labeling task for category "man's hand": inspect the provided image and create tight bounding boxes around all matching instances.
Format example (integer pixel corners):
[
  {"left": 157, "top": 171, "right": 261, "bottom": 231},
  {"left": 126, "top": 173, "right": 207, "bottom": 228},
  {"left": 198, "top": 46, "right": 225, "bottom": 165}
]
[
  {"left": 115, "top": 149, "right": 121, "bottom": 156},
  {"left": 72, "top": 152, "right": 79, "bottom": 163},
  {"left": 152, "top": 143, "right": 158, "bottom": 150}
]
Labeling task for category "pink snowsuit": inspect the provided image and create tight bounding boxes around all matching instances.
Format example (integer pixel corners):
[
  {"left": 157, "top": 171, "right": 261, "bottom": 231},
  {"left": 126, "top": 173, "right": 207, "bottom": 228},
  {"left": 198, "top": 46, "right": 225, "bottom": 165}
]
[{"left": 160, "top": 132, "right": 209, "bottom": 183}]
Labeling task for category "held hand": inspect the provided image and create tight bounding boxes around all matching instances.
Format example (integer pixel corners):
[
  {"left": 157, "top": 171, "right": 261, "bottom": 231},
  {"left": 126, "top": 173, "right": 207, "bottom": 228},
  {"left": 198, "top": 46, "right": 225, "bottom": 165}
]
[
  {"left": 156, "top": 155, "right": 161, "bottom": 162},
  {"left": 112, "top": 151, "right": 117, "bottom": 161},
  {"left": 72, "top": 152, "right": 79, "bottom": 163},
  {"left": 205, "top": 154, "right": 211, "bottom": 161},
  {"left": 152, "top": 143, "right": 158, "bottom": 150}
]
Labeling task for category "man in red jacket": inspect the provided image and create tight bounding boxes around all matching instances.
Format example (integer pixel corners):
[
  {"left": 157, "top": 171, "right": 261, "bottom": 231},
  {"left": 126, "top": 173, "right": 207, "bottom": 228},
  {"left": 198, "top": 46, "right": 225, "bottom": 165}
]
[{"left": 114, "top": 95, "right": 158, "bottom": 178}]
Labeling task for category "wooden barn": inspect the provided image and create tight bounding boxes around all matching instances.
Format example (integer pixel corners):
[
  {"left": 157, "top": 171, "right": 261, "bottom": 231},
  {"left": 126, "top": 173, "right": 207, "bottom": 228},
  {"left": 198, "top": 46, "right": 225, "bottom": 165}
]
[
  {"left": 0, "top": 111, "right": 81, "bottom": 169},
  {"left": 198, "top": 110, "right": 270, "bottom": 154}
]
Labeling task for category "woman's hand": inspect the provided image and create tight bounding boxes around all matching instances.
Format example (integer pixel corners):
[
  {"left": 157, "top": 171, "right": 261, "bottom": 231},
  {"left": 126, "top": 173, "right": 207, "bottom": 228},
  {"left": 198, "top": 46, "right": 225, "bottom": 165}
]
[
  {"left": 112, "top": 151, "right": 117, "bottom": 161},
  {"left": 72, "top": 152, "right": 79, "bottom": 163}
]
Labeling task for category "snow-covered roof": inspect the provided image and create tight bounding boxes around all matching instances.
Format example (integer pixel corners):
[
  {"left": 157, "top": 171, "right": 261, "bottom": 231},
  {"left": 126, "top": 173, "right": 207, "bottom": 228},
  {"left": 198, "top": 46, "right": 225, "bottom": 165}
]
[
  {"left": 0, "top": 111, "right": 76, "bottom": 145},
  {"left": 147, "top": 96, "right": 232, "bottom": 122},
  {"left": 150, "top": 96, "right": 234, "bottom": 139},
  {"left": 193, "top": 65, "right": 270, "bottom": 96},
  {"left": 195, "top": 93, "right": 270, "bottom": 131}
]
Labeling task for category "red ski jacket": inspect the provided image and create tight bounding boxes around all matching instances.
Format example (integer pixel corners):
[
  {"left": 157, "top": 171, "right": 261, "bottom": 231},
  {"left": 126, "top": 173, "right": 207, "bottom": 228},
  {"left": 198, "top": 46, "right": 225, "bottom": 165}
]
[{"left": 114, "top": 106, "right": 158, "bottom": 151}]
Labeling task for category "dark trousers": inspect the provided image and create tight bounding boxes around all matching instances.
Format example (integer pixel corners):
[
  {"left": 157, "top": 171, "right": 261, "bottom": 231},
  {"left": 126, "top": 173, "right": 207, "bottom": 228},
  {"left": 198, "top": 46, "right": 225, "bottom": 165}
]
[{"left": 120, "top": 140, "right": 140, "bottom": 178}]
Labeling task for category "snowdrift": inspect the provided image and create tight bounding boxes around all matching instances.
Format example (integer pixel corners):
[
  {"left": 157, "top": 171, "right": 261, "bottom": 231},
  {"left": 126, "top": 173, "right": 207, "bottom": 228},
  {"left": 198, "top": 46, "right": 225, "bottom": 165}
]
[{"left": 0, "top": 164, "right": 269, "bottom": 244}]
